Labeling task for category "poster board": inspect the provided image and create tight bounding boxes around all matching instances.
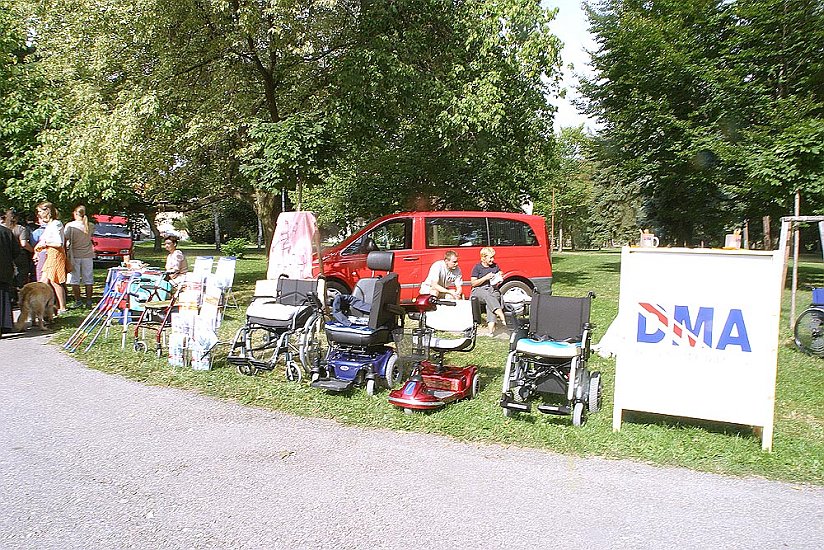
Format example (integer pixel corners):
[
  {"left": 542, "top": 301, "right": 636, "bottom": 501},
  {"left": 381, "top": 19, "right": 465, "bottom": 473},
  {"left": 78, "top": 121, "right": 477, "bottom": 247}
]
[{"left": 612, "top": 247, "right": 783, "bottom": 451}]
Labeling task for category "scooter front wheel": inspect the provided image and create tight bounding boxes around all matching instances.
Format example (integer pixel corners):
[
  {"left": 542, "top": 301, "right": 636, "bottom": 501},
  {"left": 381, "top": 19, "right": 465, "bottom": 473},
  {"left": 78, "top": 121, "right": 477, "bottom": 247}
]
[{"left": 470, "top": 373, "right": 480, "bottom": 398}]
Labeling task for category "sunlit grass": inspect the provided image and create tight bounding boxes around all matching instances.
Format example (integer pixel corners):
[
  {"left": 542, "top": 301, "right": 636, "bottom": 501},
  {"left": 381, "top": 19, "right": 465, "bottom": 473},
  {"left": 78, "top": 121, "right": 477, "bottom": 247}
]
[{"left": 47, "top": 244, "right": 824, "bottom": 484}]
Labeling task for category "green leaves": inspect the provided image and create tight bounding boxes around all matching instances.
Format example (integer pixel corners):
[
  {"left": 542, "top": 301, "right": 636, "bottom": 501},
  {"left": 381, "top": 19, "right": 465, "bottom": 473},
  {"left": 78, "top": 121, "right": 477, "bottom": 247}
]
[{"left": 581, "top": 0, "right": 824, "bottom": 244}]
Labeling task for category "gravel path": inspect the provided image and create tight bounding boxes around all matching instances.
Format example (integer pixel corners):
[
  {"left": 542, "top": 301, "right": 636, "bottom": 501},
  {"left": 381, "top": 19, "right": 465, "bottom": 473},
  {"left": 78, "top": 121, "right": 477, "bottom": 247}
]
[{"left": 1, "top": 332, "right": 822, "bottom": 549}]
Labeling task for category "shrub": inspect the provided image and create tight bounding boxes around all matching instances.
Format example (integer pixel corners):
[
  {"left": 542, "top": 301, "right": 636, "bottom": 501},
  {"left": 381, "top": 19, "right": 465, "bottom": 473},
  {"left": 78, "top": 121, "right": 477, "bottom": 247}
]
[{"left": 221, "top": 238, "right": 249, "bottom": 258}]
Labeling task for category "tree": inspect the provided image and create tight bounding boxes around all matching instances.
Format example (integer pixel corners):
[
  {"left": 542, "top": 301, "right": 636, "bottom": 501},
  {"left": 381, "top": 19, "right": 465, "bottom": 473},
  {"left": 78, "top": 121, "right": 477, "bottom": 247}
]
[
  {"left": 580, "top": 0, "right": 824, "bottom": 246},
  {"left": 303, "top": 0, "right": 563, "bottom": 226},
  {"left": 21, "top": 0, "right": 564, "bottom": 248},
  {"left": 531, "top": 125, "right": 597, "bottom": 249},
  {"left": 0, "top": 0, "right": 58, "bottom": 213}
]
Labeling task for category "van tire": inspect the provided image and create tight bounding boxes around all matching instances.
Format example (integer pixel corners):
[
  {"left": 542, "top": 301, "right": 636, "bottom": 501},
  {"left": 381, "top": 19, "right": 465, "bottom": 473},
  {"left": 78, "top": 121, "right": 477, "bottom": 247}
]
[
  {"left": 325, "top": 280, "right": 349, "bottom": 308},
  {"left": 500, "top": 280, "right": 532, "bottom": 305}
]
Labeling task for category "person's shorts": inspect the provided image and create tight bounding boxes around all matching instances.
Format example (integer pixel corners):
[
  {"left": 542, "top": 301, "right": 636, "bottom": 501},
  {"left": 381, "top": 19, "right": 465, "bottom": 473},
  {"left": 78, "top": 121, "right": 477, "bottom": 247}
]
[{"left": 67, "top": 257, "right": 94, "bottom": 285}]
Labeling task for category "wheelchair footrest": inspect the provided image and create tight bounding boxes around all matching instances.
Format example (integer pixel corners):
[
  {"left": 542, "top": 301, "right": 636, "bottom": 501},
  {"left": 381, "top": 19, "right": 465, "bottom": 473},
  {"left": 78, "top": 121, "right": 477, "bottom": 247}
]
[
  {"left": 500, "top": 394, "right": 531, "bottom": 413},
  {"left": 537, "top": 404, "right": 571, "bottom": 415},
  {"left": 311, "top": 378, "right": 354, "bottom": 392},
  {"left": 226, "top": 356, "right": 273, "bottom": 371}
]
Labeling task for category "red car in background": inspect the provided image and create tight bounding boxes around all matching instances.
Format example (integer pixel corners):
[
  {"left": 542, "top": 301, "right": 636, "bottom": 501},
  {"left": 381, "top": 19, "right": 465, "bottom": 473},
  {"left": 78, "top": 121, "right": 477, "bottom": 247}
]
[{"left": 91, "top": 215, "right": 134, "bottom": 264}]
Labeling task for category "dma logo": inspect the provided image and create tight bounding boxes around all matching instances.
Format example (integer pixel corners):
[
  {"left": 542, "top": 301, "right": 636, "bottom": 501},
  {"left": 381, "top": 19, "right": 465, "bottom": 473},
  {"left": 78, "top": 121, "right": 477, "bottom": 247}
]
[{"left": 637, "top": 302, "right": 752, "bottom": 352}]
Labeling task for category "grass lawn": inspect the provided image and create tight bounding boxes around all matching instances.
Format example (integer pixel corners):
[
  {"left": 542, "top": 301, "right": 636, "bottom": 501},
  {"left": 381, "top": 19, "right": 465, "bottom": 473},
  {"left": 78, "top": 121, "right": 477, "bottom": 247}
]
[{"left": 48, "top": 243, "right": 824, "bottom": 485}]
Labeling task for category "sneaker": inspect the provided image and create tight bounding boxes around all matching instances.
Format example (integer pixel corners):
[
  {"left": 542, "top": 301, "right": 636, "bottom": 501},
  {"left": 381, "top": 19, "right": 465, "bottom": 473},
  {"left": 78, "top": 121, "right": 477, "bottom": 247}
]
[
  {"left": 70, "top": 301, "right": 84, "bottom": 310},
  {"left": 85, "top": 299, "right": 94, "bottom": 309},
  {"left": 56, "top": 308, "right": 69, "bottom": 316}
]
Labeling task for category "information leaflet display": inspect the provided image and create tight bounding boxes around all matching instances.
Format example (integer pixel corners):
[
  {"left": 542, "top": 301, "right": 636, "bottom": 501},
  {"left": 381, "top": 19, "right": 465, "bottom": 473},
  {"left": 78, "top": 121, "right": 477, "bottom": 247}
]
[{"left": 612, "top": 247, "right": 782, "bottom": 451}]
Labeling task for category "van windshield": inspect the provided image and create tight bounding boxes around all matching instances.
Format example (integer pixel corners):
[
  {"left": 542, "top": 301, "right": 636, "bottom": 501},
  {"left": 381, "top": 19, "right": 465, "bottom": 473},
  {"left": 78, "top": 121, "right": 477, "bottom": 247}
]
[{"left": 93, "top": 223, "right": 131, "bottom": 238}]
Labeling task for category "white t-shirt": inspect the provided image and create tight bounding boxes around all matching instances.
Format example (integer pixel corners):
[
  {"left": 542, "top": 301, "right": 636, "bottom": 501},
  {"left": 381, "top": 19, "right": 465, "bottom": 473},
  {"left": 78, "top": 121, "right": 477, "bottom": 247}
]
[
  {"left": 420, "top": 259, "right": 462, "bottom": 295},
  {"left": 40, "top": 220, "right": 64, "bottom": 247}
]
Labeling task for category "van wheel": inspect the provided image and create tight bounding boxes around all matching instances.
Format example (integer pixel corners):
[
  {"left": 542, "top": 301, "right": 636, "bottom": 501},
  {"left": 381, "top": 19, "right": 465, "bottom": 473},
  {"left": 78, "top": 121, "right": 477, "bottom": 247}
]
[
  {"left": 500, "top": 280, "right": 532, "bottom": 305},
  {"left": 325, "top": 281, "right": 349, "bottom": 309}
]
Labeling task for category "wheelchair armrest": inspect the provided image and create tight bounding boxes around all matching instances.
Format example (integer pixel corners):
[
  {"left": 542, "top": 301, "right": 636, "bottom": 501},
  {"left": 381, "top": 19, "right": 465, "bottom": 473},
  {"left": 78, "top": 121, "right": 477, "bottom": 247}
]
[{"left": 386, "top": 304, "right": 405, "bottom": 316}]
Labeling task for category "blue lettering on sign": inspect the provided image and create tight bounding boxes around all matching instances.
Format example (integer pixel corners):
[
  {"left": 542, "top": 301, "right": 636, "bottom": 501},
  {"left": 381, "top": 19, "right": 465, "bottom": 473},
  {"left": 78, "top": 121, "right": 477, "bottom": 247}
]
[
  {"left": 637, "top": 314, "right": 665, "bottom": 343},
  {"left": 716, "top": 309, "right": 751, "bottom": 352},
  {"left": 636, "top": 304, "right": 751, "bottom": 352},
  {"left": 673, "top": 306, "right": 714, "bottom": 347}
]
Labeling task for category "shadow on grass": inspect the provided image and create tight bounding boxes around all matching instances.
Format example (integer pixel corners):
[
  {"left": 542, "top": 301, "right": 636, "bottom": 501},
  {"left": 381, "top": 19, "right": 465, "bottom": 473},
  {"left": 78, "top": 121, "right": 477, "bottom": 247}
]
[{"left": 622, "top": 410, "right": 759, "bottom": 438}]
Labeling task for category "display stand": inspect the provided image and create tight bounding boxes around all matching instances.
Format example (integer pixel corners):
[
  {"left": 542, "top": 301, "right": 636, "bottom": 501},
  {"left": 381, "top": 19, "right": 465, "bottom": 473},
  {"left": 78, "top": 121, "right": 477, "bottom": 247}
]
[{"left": 612, "top": 246, "right": 783, "bottom": 451}]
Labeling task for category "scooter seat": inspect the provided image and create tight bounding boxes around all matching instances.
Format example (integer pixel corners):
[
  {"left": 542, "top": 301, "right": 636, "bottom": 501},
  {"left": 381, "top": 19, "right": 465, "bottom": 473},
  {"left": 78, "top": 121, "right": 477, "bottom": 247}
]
[
  {"left": 246, "top": 299, "right": 312, "bottom": 329},
  {"left": 430, "top": 335, "right": 473, "bottom": 352},
  {"left": 515, "top": 338, "right": 581, "bottom": 358},
  {"left": 324, "top": 320, "right": 393, "bottom": 346}
]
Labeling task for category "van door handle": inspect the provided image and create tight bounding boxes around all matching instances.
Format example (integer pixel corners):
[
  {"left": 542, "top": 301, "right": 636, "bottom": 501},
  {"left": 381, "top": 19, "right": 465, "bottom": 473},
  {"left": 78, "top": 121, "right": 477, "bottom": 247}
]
[{"left": 402, "top": 257, "right": 419, "bottom": 261}]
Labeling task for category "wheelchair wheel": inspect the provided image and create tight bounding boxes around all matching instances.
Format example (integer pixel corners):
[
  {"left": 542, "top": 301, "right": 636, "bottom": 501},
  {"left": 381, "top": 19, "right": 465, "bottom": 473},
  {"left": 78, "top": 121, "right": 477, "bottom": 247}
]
[
  {"left": 237, "top": 363, "right": 257, "bottom": 376},
  {"left": 572, "top": 401, "right": 586, "bottom": 427},
  {"left": 133, "top": 341, "right": 147, "bottom": 353},
  {"left": 299, "top": 315, "right": 324, "bottom": 373},
  {"left": 285, "top": 361, "right": 303, "bottom": 383},
  {"left": 588, "top": 371, "right": 602, "bottom": 413},
  {"left": 794, "top": 307, "right": 824, "bottom": 357}
]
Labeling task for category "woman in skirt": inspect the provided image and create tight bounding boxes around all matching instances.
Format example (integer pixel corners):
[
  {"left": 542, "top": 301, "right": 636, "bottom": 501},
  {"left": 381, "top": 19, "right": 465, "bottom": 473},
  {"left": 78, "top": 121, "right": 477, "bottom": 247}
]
[{"left": 34, "top": 202, "right": 68, "bottom": 314}]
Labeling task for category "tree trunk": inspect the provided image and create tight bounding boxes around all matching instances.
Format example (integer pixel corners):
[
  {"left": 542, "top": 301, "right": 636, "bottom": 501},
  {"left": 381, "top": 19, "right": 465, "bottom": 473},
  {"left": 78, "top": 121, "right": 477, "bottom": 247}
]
[
  {"left": 213, "top": 208, "right": 221, "bottom": 252},
  {"left": 143, "top": 209, "right": 163, "bottom": 252},
  {"left": 253, "top": 189, "right": 282, "bottom": 257}
]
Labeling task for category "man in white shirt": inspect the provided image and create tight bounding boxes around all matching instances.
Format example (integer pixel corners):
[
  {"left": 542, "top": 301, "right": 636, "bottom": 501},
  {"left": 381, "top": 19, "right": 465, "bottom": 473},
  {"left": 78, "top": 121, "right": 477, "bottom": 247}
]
[{"left": 420, "top": 250, "right": 463, "bottom": 300}]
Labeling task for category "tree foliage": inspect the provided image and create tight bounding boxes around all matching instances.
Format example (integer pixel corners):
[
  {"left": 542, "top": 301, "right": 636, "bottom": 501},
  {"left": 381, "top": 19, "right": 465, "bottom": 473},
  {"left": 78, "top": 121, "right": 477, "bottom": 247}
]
[
  {"left": 581, "top": 0, "right": 824, "bottom": 246},
  {"left": 16, "top": 0, "right": 563, "bottom": 246}
]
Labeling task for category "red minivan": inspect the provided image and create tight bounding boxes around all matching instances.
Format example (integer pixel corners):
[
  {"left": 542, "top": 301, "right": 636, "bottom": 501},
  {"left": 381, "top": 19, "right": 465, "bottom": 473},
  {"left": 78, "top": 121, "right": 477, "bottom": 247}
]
[
  {"left": 91, "top": 215, "right": 134, "bottom": 264},
  {"left": 316, "top": 211, "right": 553, "bottom": 304}
]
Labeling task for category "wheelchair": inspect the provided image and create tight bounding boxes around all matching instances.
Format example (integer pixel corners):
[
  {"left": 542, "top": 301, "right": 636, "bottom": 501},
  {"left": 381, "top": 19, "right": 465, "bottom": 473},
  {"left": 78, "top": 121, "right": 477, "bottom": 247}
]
[
  {"left": 310, "top": 251, "right": 405, "bottom": 395},
  {"left": 499, "top": 291, "right": 602, "bottom": 426},
  {"left": 227, "top": 276, "right": 325, "bottom": 382},
  {"left": 794, "top": 287, "right": 824, "bottom": 357}
]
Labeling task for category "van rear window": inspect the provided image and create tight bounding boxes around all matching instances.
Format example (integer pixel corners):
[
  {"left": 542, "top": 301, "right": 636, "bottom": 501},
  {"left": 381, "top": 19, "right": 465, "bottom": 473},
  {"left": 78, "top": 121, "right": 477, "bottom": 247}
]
[
  {"left": 425, "top": 216, "right": 538, "bottom": 248},
  {"left": 489, "top": 218, "right": 538, "bottom": 246}
]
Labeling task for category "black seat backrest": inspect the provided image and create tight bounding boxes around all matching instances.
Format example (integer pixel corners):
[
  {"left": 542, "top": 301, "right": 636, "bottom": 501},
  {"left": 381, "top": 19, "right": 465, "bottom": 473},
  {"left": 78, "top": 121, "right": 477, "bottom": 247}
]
[
  {"left": 277, "top": 277, "right": 318, "bottom": 307},
  {"left": 366, "top": 250, "right": 394, "bottom": 272},
  {"left": 346, "top": 251, "right": 400, "bottom": 328},
  {"left": 367, "top": 273, "right": 400, "bottom": 329},
  {"left": 529, "top": 292, "right": 591, "bottom": 342}
]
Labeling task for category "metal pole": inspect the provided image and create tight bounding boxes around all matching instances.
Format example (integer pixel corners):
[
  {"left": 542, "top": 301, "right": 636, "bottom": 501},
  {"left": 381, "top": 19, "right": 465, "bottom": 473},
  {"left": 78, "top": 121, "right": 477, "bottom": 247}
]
[{"left": 791, "top": 191, "right": 801, "bottom": 329}]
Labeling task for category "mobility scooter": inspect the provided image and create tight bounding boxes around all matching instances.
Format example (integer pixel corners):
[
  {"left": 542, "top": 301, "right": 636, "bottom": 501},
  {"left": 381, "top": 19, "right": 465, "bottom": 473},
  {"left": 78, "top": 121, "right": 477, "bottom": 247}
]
[
  {"left": 310, "top": 251, "right": 405, "bottom": 395},
  {"left": 388, "top": 294, "right": 481, "bottom": 413}
]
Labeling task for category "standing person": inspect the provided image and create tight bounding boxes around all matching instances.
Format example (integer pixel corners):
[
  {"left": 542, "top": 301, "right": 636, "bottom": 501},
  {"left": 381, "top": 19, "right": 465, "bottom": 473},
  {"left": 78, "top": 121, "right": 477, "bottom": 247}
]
[
  {"left": 470, "top": 247, "right": 507, "bottom": 336},
  {"left": 0, "top": 222, "right": 21, "bottom": 334},
  {"left": 33, "top": 202, "right": 68, "bottom": 314},
  {"left": 163, "top": 235, "right": 188, "bottom": 285},
  {"left": 64, "top": 205, "right": 96, "bottom": 308},
  {"left": 1, "top": 209, "right": 33, "bottom": 301},
  {"left": 420, "top": 250, "right": 463, "bottom": 300},
  {"left": 31, "top": 207, "right": 48, "bottom": 282}
]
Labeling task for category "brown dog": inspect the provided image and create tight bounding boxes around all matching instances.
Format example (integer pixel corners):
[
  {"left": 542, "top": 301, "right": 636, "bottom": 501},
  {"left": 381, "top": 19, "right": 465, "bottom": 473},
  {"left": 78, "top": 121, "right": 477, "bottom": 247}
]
[{"left": 15, "top": 282, "right": 56, "bottom": 331}]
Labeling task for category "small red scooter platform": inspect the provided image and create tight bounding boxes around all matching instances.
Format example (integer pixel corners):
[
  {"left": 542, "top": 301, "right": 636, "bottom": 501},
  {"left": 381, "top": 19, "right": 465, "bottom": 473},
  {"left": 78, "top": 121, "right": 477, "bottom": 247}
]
[{"left": 388, "top": 360, "right": 480, "bottom": 413}]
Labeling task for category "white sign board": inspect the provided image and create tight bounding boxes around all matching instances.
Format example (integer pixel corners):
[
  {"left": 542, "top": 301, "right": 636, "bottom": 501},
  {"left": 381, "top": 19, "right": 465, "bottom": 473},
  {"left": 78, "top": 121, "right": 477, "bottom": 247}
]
[{"left": 612, "top": 247, "right": 782, "bottom": 450}]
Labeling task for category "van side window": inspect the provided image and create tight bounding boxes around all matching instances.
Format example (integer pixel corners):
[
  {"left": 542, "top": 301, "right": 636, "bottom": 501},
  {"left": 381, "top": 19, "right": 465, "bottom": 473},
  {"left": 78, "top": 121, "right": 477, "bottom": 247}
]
[
  {"left": 488, "top": 218, "right": 538, "bottom": 246},
  {"left": 342, "top": 219, "right": 411, "bottom": 256},
  {"left": 425, "top": 217, "right": 488, "bottom": 248}
]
